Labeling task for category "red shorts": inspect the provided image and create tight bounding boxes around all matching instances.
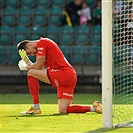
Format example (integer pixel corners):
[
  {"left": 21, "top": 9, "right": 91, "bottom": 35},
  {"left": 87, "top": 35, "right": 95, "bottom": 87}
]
[{"left": 47, "top": 67, "right": 77, "bottom": 100}]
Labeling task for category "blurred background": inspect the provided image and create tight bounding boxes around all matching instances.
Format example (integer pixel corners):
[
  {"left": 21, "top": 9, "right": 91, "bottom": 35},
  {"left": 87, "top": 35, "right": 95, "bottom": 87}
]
[{"left": 0, "top": 0, "right": 102, "bottom": 93}]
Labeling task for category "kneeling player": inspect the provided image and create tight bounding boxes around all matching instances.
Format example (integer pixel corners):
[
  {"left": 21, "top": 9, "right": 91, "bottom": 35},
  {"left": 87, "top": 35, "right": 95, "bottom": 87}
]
[{"left": 17, "top": 37, "right": 102, "bottom": 114}]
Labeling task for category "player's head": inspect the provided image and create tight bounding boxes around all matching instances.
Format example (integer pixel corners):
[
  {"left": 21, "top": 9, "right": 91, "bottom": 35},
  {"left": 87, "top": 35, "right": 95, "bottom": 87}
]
[
  {"left": 74, "top": 0, "right": 83, "bottom": 6},
  {"left": 17, "top": 40, "right": 37, "bottom": 56},
  {"left": 82, "top": 1, "right": 88, "bottom": 8},
  {"left": 17, "top": 40, "right": 30, "bottom": 51}
]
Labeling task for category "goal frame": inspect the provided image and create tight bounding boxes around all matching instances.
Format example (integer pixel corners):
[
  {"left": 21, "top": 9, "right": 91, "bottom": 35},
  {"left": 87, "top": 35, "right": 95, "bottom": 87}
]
[{"left": 102, "top": 0, "right": 113, "bottom": 128}]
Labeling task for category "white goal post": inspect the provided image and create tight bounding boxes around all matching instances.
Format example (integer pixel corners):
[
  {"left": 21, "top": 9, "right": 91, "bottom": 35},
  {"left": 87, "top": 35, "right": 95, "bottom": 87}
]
[{"left": 102, "top": 0, "right": 113, "bottom": 128}]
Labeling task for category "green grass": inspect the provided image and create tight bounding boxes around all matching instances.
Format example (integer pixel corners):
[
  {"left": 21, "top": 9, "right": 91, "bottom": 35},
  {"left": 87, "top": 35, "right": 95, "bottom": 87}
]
[{"left": 0, "top": 94, "right": 133, "bottom": 133}]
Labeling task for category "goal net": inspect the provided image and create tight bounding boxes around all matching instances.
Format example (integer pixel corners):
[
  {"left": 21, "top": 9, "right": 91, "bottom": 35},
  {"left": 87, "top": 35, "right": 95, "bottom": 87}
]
[{"left": 113, "top": 0, "right": 133, "bottom": 127}]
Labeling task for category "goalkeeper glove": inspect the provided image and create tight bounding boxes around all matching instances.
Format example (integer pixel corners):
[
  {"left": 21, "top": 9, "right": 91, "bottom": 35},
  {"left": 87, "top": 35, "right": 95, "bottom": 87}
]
[
  {"left": 18, "top": 59, "right": 28, "bottom": 71},
  {"left": 19, "top": 49, "right": 33, "bottom": 65},
  {"left": 19, "top": 49, "right": 29, "bottom": 60}
]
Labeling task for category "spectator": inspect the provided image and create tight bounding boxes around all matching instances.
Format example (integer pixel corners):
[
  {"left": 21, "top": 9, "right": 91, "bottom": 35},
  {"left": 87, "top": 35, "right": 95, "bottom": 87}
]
[
  {"left": 93, "top": 0, "right": 101, "bottom": 25},
  {"left": 113, "top": 0, "right": 123, "bottom": 20},
  {"left": 113, "top": 0, "right": 133, "bottom": 46},
  {"left": 61, "top": 0, "right": 83, "bottom": 26},
  {"left": 113, "top": 0, "right": 123, "bottom": 46},
  {"left": 77, "top": 1, "right": 92, "bottom": 25}
]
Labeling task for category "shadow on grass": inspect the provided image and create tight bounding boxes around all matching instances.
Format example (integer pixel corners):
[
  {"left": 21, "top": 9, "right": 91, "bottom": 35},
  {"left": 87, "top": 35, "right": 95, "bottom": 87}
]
[
  {"left": 84, "top": 127, "right": 120, "bottom": 133},
  {"left": 5, "top": 113, "right": 69, "bottom": 118}
]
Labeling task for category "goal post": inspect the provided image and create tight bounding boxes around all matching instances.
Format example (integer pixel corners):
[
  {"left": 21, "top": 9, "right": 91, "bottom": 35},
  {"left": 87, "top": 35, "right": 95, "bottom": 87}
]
[
  {"left": 102, "top": 0, "right": 133, "bottom": 128},
  {"left": 102, "top": 0, "right": 113, "bottom": 128}
]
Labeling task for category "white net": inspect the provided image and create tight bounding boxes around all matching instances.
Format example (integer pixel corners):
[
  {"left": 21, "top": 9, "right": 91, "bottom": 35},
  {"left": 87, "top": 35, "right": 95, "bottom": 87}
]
[{"left": 113, "top": 0, "right": 133, "bottom": 127}]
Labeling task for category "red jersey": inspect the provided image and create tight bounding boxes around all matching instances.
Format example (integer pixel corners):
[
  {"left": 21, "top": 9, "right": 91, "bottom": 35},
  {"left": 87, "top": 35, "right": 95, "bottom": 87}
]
[
  {"left": 36, "top": 38, "right": 77, "bottom": 96},
  {"left": 36, "top": 38, "right": 72, "bottom": 69}
]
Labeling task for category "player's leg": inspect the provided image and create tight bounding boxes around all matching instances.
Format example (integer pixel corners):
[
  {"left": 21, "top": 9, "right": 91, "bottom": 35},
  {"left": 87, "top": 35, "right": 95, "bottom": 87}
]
[
  {"left": 58, "top": 98, "right": 71, "bottom": 113},
  {"left": 58, "top": 98, "right": 92, "bottom": 114},
  {"left": 28, "top": 68, "right": 50, "bottom": 84},
  {"left": 53, "top": 68, "right": 102, "bottom": 114},
  {"left": 21, "top": 68, "right": 51, "bottom": 114},
  {"left": 57, "top": 86, "right": 102, "bottom": 114},
  {"left": 28, "top": 68, "right": 51, "bottom": 106},
  {"left": 57, "top": 88, "right": 92, "bottom": 114},
  {"left": 58, "top": 97, "right": 102, "bottom": 114}
]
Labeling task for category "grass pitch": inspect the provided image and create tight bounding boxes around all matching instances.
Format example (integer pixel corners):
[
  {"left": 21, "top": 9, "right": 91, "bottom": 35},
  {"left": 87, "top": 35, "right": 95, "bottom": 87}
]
[{"left": 0, "top": 94, "right": 133, "bottom": 133}]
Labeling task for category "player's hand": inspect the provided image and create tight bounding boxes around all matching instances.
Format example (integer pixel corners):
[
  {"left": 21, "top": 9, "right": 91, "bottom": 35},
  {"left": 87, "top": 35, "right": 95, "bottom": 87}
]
[
  {"left": 18, "top": 59, "right": 28, "bottom": 71},
  {"left": 19, "top": 49, "right": 28, "bottom": 60}
]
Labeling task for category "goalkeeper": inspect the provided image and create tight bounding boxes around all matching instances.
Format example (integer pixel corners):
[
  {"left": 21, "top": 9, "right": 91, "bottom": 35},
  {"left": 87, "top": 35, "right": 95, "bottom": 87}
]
[{"left": 17, "top": 37, "right": 102, "bottom": 114}]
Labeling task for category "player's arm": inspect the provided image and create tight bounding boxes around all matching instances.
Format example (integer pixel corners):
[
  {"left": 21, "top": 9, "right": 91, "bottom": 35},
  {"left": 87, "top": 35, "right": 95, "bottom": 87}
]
[
  {"left": 27, "top": 56, "right": 46, "bottom": 70},
  {"left": 23, "top": 57, "right": 32, "bottom": 66}
]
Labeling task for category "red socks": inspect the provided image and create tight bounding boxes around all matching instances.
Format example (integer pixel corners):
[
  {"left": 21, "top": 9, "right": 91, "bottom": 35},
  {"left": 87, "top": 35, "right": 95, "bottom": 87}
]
[
  {"left": 66, "top": 105, "right": 90, "bottom": 113},
  {"left": 28, "top": 76, "right": 40, "bottom": 104}
]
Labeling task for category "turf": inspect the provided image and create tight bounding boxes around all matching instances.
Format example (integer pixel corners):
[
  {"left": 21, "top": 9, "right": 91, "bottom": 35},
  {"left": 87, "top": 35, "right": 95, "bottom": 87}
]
[{"left": 0, "top": 94, "right": 133, "bottom": 133}]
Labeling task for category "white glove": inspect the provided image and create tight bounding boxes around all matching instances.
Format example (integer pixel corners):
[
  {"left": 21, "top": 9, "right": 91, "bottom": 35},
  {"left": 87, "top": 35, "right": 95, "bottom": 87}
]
[{"left": 18, "top": 59, "right": 28, "bottom": 71}]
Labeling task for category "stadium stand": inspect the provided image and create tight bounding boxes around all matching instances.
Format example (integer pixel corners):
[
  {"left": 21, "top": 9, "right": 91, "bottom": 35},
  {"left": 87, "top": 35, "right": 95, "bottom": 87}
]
[
  {"left": 59, "top": 25, "right": 74, "bottom": 45},
  {"left": 0, "top": 46, "right": 7, "bottom": 64},
  {"left": 85, "top": 0, "right": 97, "bottom": 8},
  {"left": 0, "top": 0, "right": 6, "bottom": 8},
  {"left": 86, "top": 45, "right": 101, "bottom": 65},
  {"left": 70, "top": 45, "right": 85, "bottom": 75},
  {"left": 0, "top": 25, "right": 12, "bottom": 45},
  {"left": 48, "top": 15, "right": 61, "bottom": 26},
  {"left": 13, "top": 25, "right": 28, "bottom": 45},
  {"left": 75, "top": 25, "right": 90, "bottom": 34},
  {"left": 45, "top": 25, "right": 59, "bottom": 43},
  {"left": 91, "top": 34, "right": 101, "bottom": 45},
  {"left": 52, "top": 0, "right": 65, "bottom": 8},
  {"left": 6, "top": 0, "right": 20, "bottom": 8},
  {"left": 17, "top": 7, "right": 32, "bottom": 26},
  {"left": 8, "top": 46, "right": 21, "bottom": 64},
  {"left": 91, "top": 25, "right": 102, "bottom": 35},
  {"left": 74, "top": 25, "right": 90, "bottom": 45},
  {"left": 60, "top": 25, "right": 74, "bottom": 33},
  {"left": 48, "top": 6, "right": 62, "bottom": 26},
  {"left": 21, "top": 0, "right": 36, "bottom": 8},
  {"left": 59, "top": 45, "right": 70, "bottom": 61},
  {"left": 75, "top": 34, "right": 89, "bottom": 45},
  {"left": 2, "top": 6, "right": 16, "bottom": 26},
  {"left": 32, "top": 6, "right": 47, "bottom": 26},
  {"left": 91, "top": 25, "right": 101, "bottom": 45},
  {"left": 71, "top": 45, "right": 85, "bottom": 65},
  {"left": 60, "top": 33, "right": 74, "bottom": 45},
  {"left": 37, "top": 0, "right": 51, "bottom": 8},
  {"left": 0, "top": 0, "right": 101, "bottom": 87},
  {"left": 28, "top": 26, "right": 44, "bottom": 40}
]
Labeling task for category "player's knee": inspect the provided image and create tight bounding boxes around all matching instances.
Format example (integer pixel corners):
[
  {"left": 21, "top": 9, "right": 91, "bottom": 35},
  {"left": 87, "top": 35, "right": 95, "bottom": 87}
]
[
  {"left": 59, "top": 107, "right": 67, "bottom": 114},
  {"left": 27, "top": 69, "right": 34, "bottom": 76}
]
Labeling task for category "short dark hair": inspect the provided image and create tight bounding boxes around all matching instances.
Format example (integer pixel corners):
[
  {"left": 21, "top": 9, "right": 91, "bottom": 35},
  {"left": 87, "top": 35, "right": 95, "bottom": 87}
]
[{"left": 17, "top": 40, "right": 31, "bottom": 51}]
